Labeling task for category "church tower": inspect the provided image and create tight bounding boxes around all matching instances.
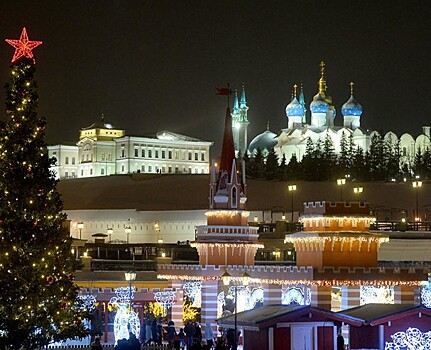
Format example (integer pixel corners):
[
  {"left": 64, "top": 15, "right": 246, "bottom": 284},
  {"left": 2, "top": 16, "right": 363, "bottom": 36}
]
[
  {"left": 310, "top": 61, "right": 336, "bottom": 127},
  {"left": 342, "top": 82, "right": 363, "bottom": 130},
  {"left": 193, "top": 107, "right": 262, "bottom": 266},
  {"left": 286, "top": 84, "right": 305, "bottom": 128},
  {"left": 231, "top": 84, "right": 250, "bottom": 157}
]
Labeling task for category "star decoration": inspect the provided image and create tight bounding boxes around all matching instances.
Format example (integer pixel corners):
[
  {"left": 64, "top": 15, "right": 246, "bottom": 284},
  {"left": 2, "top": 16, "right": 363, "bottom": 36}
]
[{"left": 5, "top": 27, "right": 42, "bottom": 63}]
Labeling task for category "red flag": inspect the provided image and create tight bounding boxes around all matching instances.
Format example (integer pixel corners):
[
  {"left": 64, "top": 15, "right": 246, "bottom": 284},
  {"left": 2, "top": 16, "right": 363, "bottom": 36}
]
[{"left": 216, "top": 87, "right": 232, "bottom": 96}]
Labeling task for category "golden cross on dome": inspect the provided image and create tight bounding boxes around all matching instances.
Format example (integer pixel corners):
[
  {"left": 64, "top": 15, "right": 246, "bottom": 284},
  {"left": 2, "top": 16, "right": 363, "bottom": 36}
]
[
  {"left": 5, "top": 27, "right": 42, "bottom": 63},
  {"left": 319, "top": 61, "right": 326, "bottom": 77}
]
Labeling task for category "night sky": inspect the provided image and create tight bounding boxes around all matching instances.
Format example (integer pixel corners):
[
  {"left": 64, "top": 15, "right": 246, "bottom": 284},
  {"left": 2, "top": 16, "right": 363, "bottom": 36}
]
[{"left": 1, "top": 1, "right": 430, "bottom": 156}]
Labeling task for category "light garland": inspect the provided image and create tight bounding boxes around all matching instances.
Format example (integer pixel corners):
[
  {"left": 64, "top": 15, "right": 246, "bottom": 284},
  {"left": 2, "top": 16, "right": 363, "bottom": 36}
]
[
  {"left": 421, "top": 287, "right": 431, "bottom": 308},
  {"left": 282, "top": 286, "right": 306, "bottom": 305},
  {"left": 205, "top": 210, "right": 250, "bottom": 218},
  {"left": 154, "top": 290, "right": 176, "bottom": 310},
  {"left": 77, "top": 294, "right": 97, "bottom": 311},
  {"left": 157, "top": 274, "right": 422, "bottom": 287},
  {"left": 285, "top": 235, "right": 388, "bottom": 244},
  {"left": 384, "top": 327, "right": 431, "bottom": 350},
  {"left": 360, "top": 286, "right": 394, "bottom": 305},
  {"left": 191, "top": 242, "right": 264, "bottom": 249},
  {"left": 183, "top": 281, "right": 202, "bottom": 308}
]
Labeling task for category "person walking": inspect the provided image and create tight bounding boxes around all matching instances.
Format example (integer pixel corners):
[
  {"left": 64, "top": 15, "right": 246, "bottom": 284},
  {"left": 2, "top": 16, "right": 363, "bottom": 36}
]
[
  {"left": 184, "top": 320, "right": 196, "bottom": 349},
  {"left": 145, "top": 319, "right": 153, "bottom": 345},
  {"left": 204, "top": 323, "right": 215, "bottom": 349},
  {"left": 178, "top": 328, "right": 185, "bottom": 349},
  {"left": 167, "top": 320, "right": 177, "bottom": 347}
]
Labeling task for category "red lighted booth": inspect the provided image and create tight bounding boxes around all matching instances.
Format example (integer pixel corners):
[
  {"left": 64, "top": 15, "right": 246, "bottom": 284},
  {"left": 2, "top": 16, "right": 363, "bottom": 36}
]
[{"left": 217, "top": 305, "right": 347, "bottom": 350}]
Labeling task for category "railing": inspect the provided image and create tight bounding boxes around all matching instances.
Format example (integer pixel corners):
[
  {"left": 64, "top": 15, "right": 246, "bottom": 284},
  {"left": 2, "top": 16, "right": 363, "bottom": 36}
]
[
  {"left": 91, "top": 259, "right": 157, "bottom": 271},
  {"left": 371, "top": 221, "right": 431, "bottom": 232}
]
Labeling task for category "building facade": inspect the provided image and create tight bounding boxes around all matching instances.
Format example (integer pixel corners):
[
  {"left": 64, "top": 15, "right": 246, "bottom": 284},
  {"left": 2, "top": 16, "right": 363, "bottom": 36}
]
[
  {"left": 48, "top": 116, "right": 213, "bottom": 179},
  {"left": 247, "top": 62, "right": 431, "bottom": 170}
]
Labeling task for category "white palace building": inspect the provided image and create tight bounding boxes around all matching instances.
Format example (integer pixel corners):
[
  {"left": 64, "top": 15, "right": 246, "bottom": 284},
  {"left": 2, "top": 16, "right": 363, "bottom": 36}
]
[{"left": 48, "top": 116, "right": 213, "bottom": 179}]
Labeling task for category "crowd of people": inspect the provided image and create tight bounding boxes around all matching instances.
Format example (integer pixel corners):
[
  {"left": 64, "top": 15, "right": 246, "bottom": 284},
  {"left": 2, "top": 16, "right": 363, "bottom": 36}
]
[{"left": 91, "top": 318, "right": 241, "bottom": 350}]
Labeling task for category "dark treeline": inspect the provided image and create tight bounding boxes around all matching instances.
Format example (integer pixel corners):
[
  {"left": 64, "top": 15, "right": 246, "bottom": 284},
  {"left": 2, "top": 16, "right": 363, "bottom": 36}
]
[{"left": 243, "top": 133, "right": 431, "bottom": 181}]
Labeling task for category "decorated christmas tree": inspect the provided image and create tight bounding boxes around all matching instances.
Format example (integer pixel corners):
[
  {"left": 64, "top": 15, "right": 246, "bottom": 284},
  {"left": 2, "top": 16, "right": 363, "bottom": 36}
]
[{"left": 0, "top": 28, "right": 87, "bottom": 349}]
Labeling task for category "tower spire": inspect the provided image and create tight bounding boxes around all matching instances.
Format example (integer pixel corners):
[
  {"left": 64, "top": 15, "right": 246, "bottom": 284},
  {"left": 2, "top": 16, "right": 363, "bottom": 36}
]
[
  {"left": 219, "top": 107, "right": 235, "bottom": 173},
  {"left": 350, "top": 81, "right": 355, "bottom": 95},
  {"left": 240, "top": 82, "right": 247, "bottom": 108},
  {"left": 293, "top": 84, "right": 298, "bottom": 99}
]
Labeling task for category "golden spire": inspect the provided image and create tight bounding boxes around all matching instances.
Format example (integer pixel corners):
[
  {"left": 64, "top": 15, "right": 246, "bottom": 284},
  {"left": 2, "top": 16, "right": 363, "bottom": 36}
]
[
  {"left": 350, "top": 81, "right": 354, "bottom": 95},
  {"left": 318, "top": 61, "right": 327, "bottom": 95},
  {"left": 267, "top": 120, "right": 270, "bottom": 131},
  {"left": 293, "top": 84, "right": 298, "bottom": 98}
]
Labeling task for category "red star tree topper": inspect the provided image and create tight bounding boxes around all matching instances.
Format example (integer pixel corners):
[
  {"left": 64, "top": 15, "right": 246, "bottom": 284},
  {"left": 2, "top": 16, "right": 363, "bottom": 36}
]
[{"left": 5, "top": 27, "right": 42, "bottom": 63}]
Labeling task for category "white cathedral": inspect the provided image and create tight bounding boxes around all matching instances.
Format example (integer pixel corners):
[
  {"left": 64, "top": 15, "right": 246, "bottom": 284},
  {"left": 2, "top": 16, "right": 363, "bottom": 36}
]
[{"left": 245, "top": 61, "right": 431, "bottom": 167}]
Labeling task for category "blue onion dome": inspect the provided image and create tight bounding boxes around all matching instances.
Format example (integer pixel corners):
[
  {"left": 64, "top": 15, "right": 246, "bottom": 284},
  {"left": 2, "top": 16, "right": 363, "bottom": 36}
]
[
  {"left": 310, "top": 93, "right": 329, "bottom": 113},
  {"left": 341, "top": 82, "right": 363, "bottom": 116},
  {"left": 286, "top": 97, "right": 305, "bottom": 117},
  {"left": 248, "top": 124, "right": 278, "bottom": 155}
]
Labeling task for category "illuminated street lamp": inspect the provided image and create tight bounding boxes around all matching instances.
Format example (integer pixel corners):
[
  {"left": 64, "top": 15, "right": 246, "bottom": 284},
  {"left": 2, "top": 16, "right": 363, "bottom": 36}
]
[
  {"left": 107, "top": 227, "right": 113, "bottom": 242},
  {"left": 413, "top": 181, "right": 423, "bottom": 222},
  {"left": 353, "top": 186, "right": 363, "bottom": 201},
  {"left": 154, "top": 221, "right": 163, "bottom": 243},
  {"left": 222, "top": 271, "right": 251, "bottom": 350},
  {"left": 288, "top": 184, "right": 297, "bottom": 222},
  {"left": 77, "top": 222, "right": 84, "bottom": 240},
  {"left": 124, "top": 271, "right": 136, "bottom": 309},
  {"left": 337, "top": 178, "right": 346, "bottom": 201},
  {"left": 125, "top": 226, "right": 132, "bottom": 244}
]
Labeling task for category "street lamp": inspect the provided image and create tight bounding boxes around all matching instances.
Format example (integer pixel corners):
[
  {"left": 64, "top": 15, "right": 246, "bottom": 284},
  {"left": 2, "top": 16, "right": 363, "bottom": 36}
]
[
  {"left": 154, "top": 221, "right": 163, "bottom": 243},
  {"left": 77, "top": 222, "right": 84, "bottom": 239},
  {"left": 288, "top": 184, "right": 297, "bottom": 222},
  {"left": 222, "top": 271, "right": 251, "bottom": 350},
  {"left": 413, "top": 181, "right": 423, "bottom": 222},
  {"left": 107, "top": 227, "right": 113, "bottom": 242},
  {"left": 353, "top": 186, "right": 363, "bottom": 201},
  {"left": 124, "top": 271, "right": 136, "bottom": 310},
  {"left": 337, "top": 178, "right": 346, "bottom": 201},
  {"left": 125, "top": 226, "right": 132, "bottom": 244}
]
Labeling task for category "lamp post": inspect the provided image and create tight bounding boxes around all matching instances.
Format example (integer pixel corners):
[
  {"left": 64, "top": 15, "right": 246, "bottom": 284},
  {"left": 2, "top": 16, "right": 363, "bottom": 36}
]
[
  {"left": 125, "top": 226, "right": 132, "bottom": 244},
  {"left": 353, "top": 186, "right": 363, "bottom": 201},
  {"left": 77, "top": 222, "right": 84, "bottom": 239},
  {"left": 413, "top": 181, "right": 423, "bottom": 223},
  {"left": 222, "top": 271, "right": 251, "bottom": 350},
  {"left": 337, "top": 178, "right": 346, "bottom": 201},
  {"left": 154, "top": 221, "right": 163, "bottom": 243},
  {"left": 124, "top": 271, "right": 136, "bottom": 310},
  {"left": 107, "top": 227, "right": 113, "bottom": 243},
  {"left": 288, "top": 184, "right": 297, "bottom": 222}
]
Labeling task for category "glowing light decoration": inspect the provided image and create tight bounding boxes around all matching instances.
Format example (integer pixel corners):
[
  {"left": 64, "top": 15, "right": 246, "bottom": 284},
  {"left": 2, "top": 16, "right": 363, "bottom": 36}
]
[
  {"left": 154, "top": 290, "right": 176, "bottom": 310},
  {"left": 109, "top": 287, "right": 140, "bottom": 344},
  {"left": 421, "top": 287, "right": 431, "bottom": 308},
  {"left": 183, "top": 281, "right": 202, "bottom": 308},
  {"left": 158, "top": 274, "right": 421, "bottom": 287},
  {"left": 217, "top": 285, "right": 264, "bottom": 318},
  {"left": 384, "top": 327, "right": 431, "bottom": 350},
  {"left": 6, "top": 27, "right": 42, "bottom": 63},
  {"left": 360, "top": 286, "right": 394, "bottom": 305},
  {"left": 282, "top": 286, "right": 308, "bottom": 305},
  {"left": 77, "top": 294, "right": 97, "bottom": 311}
]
